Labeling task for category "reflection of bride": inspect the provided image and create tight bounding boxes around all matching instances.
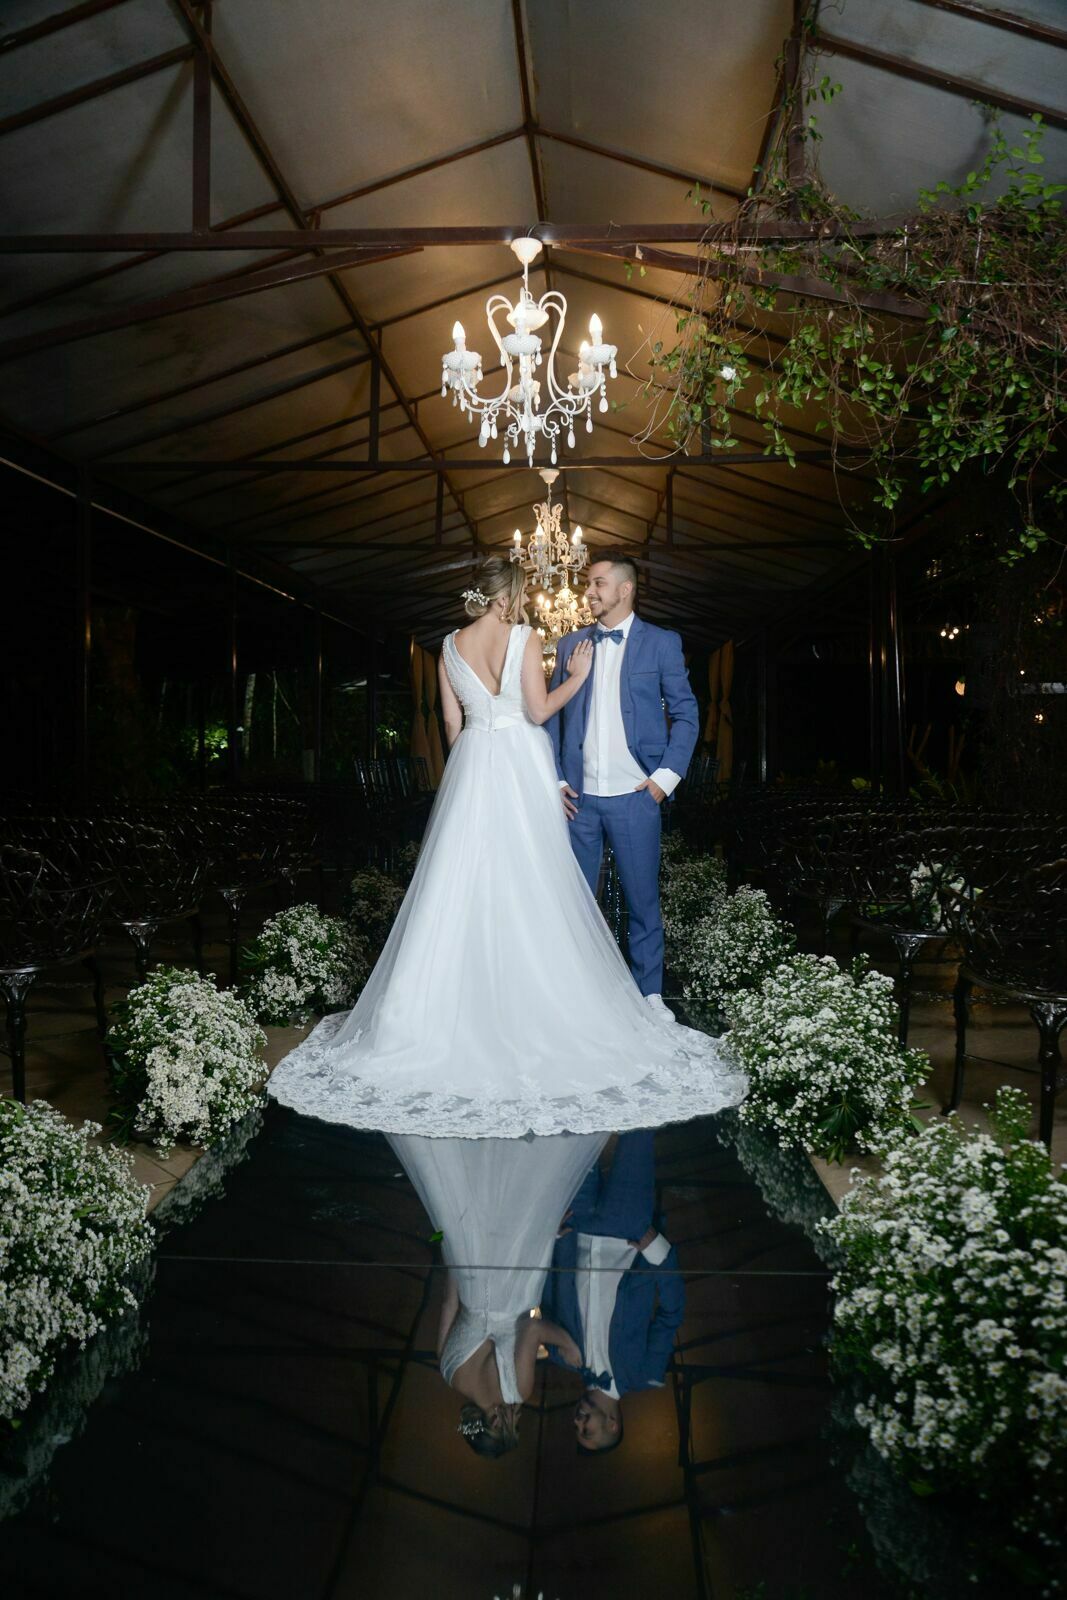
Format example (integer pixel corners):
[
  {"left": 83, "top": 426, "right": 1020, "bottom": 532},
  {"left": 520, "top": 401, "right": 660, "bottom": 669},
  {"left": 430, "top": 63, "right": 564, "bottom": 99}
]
[
  {"left": 390, "top": 1129, "right": 604, "bottom": 1458},
  {"left": 269, "top": 558, "right": 746, "bottom": 1140}
]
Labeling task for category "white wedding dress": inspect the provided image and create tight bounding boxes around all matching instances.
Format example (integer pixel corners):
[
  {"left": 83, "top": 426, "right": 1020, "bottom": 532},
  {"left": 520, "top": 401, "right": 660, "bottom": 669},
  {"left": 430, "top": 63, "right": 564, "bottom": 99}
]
[
  {"left": 391, "top": 1130, "right": 607, "bottom": 1397},
  {"left": 268, "top": 622, "right": 747, "bottom": 1139}
]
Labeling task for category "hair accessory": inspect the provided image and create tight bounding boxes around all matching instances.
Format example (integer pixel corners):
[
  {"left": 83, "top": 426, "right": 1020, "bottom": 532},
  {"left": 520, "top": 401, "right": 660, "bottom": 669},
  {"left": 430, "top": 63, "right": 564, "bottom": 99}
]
[
  {"left": 461, "top": 587, "right": 488, "bottom": 607},
  {"left": 457, "top": 1415, "right": 486, "bottom": 1438}
]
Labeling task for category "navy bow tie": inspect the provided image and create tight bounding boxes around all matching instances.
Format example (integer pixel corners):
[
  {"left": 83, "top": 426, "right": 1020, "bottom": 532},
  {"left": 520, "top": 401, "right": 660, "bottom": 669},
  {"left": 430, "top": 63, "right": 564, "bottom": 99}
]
[
  {"left": 579, "top": 1366, "right": 612, "bottom": 1390},
  {"left": 593, "top": 627, "right": 624, "bottom": 646}
]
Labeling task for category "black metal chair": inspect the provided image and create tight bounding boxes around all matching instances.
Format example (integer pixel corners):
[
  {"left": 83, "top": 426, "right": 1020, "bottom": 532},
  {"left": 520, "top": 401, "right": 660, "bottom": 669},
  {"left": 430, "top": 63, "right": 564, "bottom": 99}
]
[
  {"left": 844, "top": 826, "right": 976, "bottom": 1045},
  {"left": 91, "top": 817, "right": 207, "bottom": 981},
  {"left": 950, "top": 858, "right": 1067, "bottom": 1149},
  {"left": 0, "top": 844, "right": 112, "bottom": 1102}
]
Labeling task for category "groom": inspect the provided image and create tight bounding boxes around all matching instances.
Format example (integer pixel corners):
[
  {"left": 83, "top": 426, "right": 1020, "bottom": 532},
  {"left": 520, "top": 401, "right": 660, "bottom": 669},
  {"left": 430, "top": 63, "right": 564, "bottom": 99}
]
[
  {"left": 548, "top": 553, "right": 699, "bottom": 1017},
  {"left": 541, "top": 1130, "right": 685, "bottom": 1453}
]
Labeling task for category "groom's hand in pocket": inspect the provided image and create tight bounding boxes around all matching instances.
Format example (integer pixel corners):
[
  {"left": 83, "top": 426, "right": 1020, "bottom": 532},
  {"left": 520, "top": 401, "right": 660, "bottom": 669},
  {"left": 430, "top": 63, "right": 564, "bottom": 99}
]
[
  {"left": 635, "top": 778, "right": 666, "bottom": 804},
  {"left": 561, "top": 783, "right": 579, "bottom": 820}
]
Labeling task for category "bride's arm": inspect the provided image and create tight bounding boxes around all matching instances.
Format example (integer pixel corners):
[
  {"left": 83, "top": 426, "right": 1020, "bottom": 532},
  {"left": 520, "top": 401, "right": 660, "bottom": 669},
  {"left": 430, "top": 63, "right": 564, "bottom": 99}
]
[
  {"left": 437, "top": 1273, "right": 461, "bottom": 1357},
  {"left": 521, "top": 631, "right": 593, "bottom": 726},
  {"left": 438, "top": 653, "right": 464, "bottom": 748},
  {"left": 534, "top": 1315, "right": 582, "bottom": 1367}
]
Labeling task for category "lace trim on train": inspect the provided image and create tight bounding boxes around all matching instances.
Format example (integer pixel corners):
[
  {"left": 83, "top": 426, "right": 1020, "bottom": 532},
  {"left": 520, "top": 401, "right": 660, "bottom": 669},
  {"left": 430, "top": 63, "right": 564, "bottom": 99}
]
[{"left": 267, "top": 1013, "right": 748, "bottom": 1139}]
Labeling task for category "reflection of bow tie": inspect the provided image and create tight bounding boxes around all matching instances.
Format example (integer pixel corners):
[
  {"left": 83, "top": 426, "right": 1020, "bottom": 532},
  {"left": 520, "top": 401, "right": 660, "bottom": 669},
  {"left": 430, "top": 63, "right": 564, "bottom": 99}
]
[
  {"left": 594, "top": 628, "right": 624, "bottom": 646},
  {"left": 580, "top": 1366, "right": 612, "bottom": 1390}
]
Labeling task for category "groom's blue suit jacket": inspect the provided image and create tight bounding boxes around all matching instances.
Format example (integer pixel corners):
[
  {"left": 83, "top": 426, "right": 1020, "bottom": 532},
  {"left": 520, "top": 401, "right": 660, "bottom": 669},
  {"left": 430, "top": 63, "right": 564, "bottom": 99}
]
[
  {"left": 547, "top": 616, "right": 699, "bottom": 797},
  {"left": 541, "top": 1229, "right": 686, "bottom": 1396}
]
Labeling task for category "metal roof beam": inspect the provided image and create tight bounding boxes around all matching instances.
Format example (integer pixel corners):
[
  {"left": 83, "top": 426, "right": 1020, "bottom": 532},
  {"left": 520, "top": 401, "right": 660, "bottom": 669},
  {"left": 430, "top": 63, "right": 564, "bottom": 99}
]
[
  {"left": 0, "top": 44, "right": 193, "bottom": 136},
  {"left": 816, "top": 27, "right": 1067, "bottom": 131},
  {"left": 0, "top": 0, "right": 134, "bottom": 52},
  {"left": 905, "top": 0, "right": 1067, "bottom": 48},
  {"left": 48, "top": 321, "right": 359, "bottom": 441},
  {"left": 0, "top": 220, "right": 932, "bottom": 251},
  {"left": 170, "top": 0, "right": 484, "bottom": 561},
  {"left": 0, "top": 246, "right": 413, "bottom": 364},
  {"left": 108, "top": 448, "right": 856, "bottom": 475}
]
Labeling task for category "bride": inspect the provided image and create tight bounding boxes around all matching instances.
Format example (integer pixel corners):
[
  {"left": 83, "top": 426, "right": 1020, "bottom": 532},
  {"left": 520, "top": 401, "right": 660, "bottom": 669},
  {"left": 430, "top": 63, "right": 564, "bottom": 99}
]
[
  {"left": 390, "top": 1127, "right": 606, "bottom": 1457},
  {"left": 268, "top": 555, "right": 746, "bottom": 1139}
]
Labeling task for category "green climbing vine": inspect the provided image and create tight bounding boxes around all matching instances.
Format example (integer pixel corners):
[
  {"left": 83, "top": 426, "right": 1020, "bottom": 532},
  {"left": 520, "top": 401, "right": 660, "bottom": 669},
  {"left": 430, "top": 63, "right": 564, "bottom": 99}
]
[{"left": 635, "top": 35, "right": 1067, "bottom": 561}]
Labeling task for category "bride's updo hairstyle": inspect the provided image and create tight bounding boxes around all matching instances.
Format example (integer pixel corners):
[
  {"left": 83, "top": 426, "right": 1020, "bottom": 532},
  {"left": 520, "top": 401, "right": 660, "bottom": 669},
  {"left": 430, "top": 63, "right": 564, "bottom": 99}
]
[
  {"left": 458, "top": 1401, "right": 520, "bottom": 1459},
  {"left": 463, "top": 557, "right": 526, "bottom": 623}
]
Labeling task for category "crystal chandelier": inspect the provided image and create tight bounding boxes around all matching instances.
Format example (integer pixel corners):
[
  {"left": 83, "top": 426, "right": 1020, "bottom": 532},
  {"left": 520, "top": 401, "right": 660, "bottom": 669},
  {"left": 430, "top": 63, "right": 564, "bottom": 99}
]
[
  {"left": 534, "top": 581, "right": 594, "bottom": 655},
  {"left": 441, "top": 237, "right": 617, "bottom": 466},
  {"left": 510, "top": 468, "right": 589, "bottom": 593}
]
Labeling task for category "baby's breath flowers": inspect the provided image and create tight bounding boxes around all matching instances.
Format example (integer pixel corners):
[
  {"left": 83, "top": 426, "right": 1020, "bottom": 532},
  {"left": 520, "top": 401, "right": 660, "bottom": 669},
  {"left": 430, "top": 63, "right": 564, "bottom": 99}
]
[
  {"left": 0, "top": 1099, "right": 152, "bottom": 1421},
  {"left": 821, "top": 1087, "right": 1067, "bottom": 1537},
  {"left": 242, "top": 904, "right": 368, "bottom": 1027},
  {"left": 726, "top": 954, "right": 927, "bottom": 1162},
  {"left": 674, "top": 885, "right": 795, "bottom": 1013},
  {"left": 107, "top": 967, "right": 266, "bottom": 1158}
]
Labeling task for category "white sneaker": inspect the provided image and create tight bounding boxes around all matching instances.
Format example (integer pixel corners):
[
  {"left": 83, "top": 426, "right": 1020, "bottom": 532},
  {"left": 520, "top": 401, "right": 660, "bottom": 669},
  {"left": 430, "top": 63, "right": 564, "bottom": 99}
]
[{"left": 645, "top": 994, "right": 678, "bottom": 1025}]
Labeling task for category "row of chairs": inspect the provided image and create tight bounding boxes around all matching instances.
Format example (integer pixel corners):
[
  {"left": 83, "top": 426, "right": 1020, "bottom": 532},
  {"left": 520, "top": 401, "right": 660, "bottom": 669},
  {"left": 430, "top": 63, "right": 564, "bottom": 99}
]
[
  {"left": 706, "top": 790, "right": 1067, "bottom": 1147},
  {"left": 0, "top": 791, "right": 318, "bottom": 1101}
]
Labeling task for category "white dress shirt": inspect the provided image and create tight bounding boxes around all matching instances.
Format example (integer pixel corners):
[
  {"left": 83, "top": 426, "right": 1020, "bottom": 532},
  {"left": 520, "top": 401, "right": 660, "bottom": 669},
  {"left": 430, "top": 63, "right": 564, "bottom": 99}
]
[
  {"left": 581, "top": 610, "right": 680, "bottom": 798},
  {"left": 576, "top": 1229, "right": 672, "bottom": 1398}
]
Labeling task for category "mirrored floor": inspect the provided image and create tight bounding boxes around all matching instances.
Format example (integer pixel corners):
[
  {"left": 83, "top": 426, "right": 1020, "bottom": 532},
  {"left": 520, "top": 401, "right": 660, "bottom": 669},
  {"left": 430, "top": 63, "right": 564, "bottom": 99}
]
[{"left": 0, "top": 1105, "right": 1033, "bottom": 1598}]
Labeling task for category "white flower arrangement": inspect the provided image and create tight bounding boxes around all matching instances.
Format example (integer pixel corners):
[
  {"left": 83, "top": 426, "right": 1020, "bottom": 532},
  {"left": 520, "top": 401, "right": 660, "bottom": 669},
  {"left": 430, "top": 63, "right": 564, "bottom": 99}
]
[
  {"left": 675, "top": 886, "right": 795, "bottom": 1013},
  {"left": 908, "top": 859, "right": 970, "bottom": 931},
  {"left": 0, "top": 1099, "right": 153, "bottom": 1422},
  {"left": 725, "top": 954, "right": 927, "bottom": 1162},
  {"left": 660, "top": 846, "right": 728, "bottom": 976},
  {"left": 821, "top": 1087, "right": 1067, "bottom": 1536},
  {"left": 343, "top": 867, "right": 406, "bottom": 960},
  {"left": 242, "top": 903, "right": 368, "bottom": 1027},
  {"left": 107, "top": 966, "right": 267, "bottom": 1158}
]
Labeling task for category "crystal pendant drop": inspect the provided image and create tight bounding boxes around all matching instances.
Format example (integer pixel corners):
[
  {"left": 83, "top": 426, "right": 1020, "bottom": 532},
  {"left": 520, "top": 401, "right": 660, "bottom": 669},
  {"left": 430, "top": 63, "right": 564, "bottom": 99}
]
[
  {"left": 567, "top": 429, "right": 575, "bottom": 450},
  {"left": 502, "top": 446, "right": 511, "bottom": 464}
]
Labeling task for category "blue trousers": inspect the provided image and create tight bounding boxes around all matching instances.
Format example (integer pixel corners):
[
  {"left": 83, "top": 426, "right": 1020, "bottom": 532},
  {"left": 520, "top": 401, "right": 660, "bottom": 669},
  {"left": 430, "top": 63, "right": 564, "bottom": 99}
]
[
  {"left": 570, "top": 1131, "right": 656, "bottom": 1241},
  {"left": 568, "top": 788, "right": 663, "bottom": 995}
]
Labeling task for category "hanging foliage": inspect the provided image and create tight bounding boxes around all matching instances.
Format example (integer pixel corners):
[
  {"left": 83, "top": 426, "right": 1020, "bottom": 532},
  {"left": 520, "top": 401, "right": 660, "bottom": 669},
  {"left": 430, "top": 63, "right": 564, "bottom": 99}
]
[{"left": 634, "top": 28, "right": 1066, "bottom": 559}]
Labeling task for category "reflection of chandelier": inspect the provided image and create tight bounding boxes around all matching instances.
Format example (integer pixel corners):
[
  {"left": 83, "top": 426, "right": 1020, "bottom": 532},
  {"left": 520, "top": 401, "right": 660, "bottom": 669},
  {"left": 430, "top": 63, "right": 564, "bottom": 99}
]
[
  {"left": 441, "top": 237, "right": 617, "bottom": 466},
  {"left": 510, "top": 468, "right": 589, "bottom": 593}
]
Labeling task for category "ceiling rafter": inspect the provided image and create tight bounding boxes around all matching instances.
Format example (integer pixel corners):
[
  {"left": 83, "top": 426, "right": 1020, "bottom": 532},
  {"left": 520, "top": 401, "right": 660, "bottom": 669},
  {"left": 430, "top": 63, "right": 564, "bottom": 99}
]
[
  {"left": 169, "top": 0, "right": 484, "bottom": 560},
  {"left": 904, "top": 0, "right": 1067, "bottom": 47},
  {"left": 93, "top": 348, "right": 373, "bottom": 458},
  {"left": 815, "top": 26, "right": 1067, "bottom": 131},
  {"left": 0, "top": 246, "right": 412, "bottom": 364},
  {"left": 0, "top": 43, "right": 193, "bottom": 136},
  {"left": 48, "top": 320, "right": 358, "bottom": 442},
  {"left": 162, "top": 384, "right": 444, "bottom": 505},
  {"left": 0, "top": 0, "right": 134, "bottom": 52}
]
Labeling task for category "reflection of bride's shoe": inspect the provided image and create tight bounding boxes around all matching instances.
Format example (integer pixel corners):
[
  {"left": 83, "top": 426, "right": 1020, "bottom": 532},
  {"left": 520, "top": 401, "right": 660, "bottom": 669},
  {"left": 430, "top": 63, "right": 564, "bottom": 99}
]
[{"left": 645, "top": 993, "right": 679, "bottom": 1025}]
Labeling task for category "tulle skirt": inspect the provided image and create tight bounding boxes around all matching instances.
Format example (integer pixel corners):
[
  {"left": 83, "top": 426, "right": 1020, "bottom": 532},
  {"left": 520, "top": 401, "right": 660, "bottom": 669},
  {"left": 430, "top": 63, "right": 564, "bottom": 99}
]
[{"left": 268, "top": 717, "right": 747, "bottom": 1138}]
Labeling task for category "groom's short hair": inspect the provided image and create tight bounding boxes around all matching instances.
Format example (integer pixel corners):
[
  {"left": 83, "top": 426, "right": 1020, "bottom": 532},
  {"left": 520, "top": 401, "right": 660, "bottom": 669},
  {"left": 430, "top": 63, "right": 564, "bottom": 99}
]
[{"left": 595, "top": 551, "right": 638, "bottom": 595}]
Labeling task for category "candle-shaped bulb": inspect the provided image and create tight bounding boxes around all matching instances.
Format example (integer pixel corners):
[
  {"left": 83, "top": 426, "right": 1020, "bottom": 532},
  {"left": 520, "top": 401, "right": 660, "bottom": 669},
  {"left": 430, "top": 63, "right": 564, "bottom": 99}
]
[
  {"left": 513, "top": 528, "right": 521, "bottom": 544},
  {"left": 572, "top": 526, "right": 582, "bottom": 544},
  {"left": 452, "top": 321, "right": 465, "bottom": 347},
  {"left": 589, "top": 313, "right": 603, "bottom": 346},
  {"left": 579, "top": 340, "right": 591, "bottom": 365}
]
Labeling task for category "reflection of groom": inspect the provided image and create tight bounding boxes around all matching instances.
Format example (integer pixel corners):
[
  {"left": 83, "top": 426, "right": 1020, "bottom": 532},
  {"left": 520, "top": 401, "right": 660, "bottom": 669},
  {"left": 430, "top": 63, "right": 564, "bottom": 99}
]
[
  {"left": 548, "top": 553, "right": 699, "bottom": 1017},
  {"left": 542, "top": 1131, "right": 684, "bottom": 1454}
]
